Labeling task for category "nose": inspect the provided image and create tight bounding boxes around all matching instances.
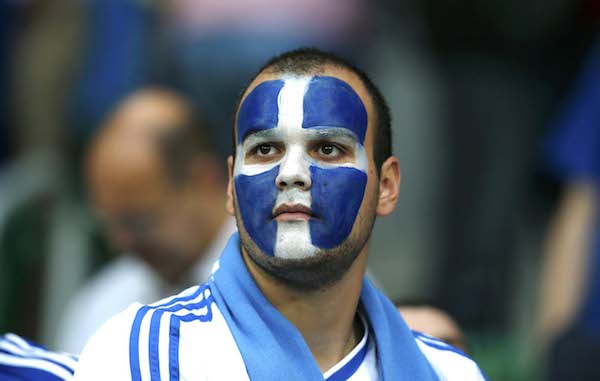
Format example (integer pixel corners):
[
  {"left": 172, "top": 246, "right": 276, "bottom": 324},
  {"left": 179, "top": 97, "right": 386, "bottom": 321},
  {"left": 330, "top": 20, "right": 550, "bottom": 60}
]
[{"left": 275, "top": 147, "right": 311, "bottom": 191}]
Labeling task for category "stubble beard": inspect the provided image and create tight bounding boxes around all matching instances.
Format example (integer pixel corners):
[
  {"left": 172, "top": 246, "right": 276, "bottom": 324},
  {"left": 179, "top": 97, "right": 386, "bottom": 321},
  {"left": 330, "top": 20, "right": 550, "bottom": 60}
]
[{"left": 234, "top": 195, "right": 378, "bottom": 292}]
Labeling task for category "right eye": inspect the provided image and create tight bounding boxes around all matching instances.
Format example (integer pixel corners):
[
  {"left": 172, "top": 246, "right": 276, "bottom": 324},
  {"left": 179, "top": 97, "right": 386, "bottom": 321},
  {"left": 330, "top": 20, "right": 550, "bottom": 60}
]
[
  {"left": 256, "top": 144, "right": 277, "bottom": 156},
  {"left": 246, "top": 143, "right": 282, "bottom": 163}
]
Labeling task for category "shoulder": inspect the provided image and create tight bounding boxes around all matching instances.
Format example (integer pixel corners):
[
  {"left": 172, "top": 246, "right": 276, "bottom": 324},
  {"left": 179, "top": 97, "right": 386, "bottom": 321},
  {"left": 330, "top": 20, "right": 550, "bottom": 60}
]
[
  {"left": 66, "top": 257, "right": 157, "bottom": 313},
  {"left": 76, "top": 256, "right": 156, "bottom": 300},
  {"left": 56, "top": 257, "right": 158, "bottom": 353},
  {"left": 0, "top": 333, "right": 77, "bottom": 380},
  {"left": 413, "top": 331, "right": 488, "bottom": 381},
  {"left": 74, "top": 283, "right": 219, "bottom": 380},
  {"left": 72, "top": 300, "right": 141, "bottom": 380}
]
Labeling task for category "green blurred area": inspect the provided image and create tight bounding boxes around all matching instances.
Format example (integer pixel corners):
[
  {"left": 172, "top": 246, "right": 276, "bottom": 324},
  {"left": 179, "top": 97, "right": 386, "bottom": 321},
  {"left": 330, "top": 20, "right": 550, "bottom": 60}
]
[
  {"left": 0, "top": 198, "right": 50, "bottom": 336},
  {"left": 470, "top": 332, "right": 543, "bottom": 381},
  {"left": 0, "top": 198, "right": 115, "bottom": 339}
]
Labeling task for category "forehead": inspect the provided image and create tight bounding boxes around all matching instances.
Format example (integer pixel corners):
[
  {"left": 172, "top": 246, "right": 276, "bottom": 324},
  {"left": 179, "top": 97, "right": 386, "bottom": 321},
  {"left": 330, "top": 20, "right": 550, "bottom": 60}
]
[
  {"left": 90, "top": 141, "right": 172, "bottom": 207},
  {"left": 236, "top": 72, "right": 371, "bottom": 144}
]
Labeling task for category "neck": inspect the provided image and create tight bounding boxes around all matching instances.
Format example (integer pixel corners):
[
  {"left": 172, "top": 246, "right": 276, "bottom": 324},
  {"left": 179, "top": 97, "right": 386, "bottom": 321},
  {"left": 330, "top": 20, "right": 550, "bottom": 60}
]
[
  {"left": 186, "top": 189, "right": 228, "bottom": 255},
  {"left": 161, "top": 194, "right": 229, "bottom": 286},
  {"left": 242, "top": 245, "right": 369, "bottom": 373}
]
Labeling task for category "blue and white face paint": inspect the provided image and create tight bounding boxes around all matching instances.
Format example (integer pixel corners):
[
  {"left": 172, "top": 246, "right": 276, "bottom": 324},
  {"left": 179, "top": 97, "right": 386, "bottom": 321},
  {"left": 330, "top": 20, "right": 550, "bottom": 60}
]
[{"left": 234, "top": 76, "right": 368, "bottom": 259}]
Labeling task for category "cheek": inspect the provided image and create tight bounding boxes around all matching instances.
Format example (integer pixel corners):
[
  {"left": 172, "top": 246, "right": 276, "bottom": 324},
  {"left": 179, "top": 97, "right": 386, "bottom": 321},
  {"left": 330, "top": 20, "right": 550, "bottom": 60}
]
[
  {"left": 234, "top": 166, "right": 279, "bottom": 256},
  {"left": 309, "top": 166, "right": 367, "bottom": 249},
  {"left": 154, "top": 218, "right": 184, "bottom": 246}
]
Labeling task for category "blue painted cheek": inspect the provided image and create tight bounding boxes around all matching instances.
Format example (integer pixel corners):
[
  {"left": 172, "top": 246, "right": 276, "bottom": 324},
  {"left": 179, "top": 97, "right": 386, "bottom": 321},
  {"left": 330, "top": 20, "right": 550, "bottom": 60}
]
[
  {"left": 309, "top": 167, "right": 367, "bottom": 249},
  {"left": 235, "top": 166, "right": 279, "bottom": 257}
]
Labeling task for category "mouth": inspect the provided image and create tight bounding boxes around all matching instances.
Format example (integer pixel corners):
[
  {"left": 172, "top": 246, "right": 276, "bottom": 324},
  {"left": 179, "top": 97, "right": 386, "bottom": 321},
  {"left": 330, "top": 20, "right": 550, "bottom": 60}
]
[{"left": 272, "top": 203, "right": 314, "bottom": 222}]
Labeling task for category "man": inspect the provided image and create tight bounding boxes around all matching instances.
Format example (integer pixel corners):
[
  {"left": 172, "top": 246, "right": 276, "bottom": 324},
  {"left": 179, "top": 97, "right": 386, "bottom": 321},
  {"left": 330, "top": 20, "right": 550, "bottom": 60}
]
[
  {"left": 56, "top": 88, "right": 235, "bottom": 353},
  {"left": 74, "top": 48, "right": 486, "bottom": 380},
  {"left": 536, "top": 38, "right": 600, "bottom": 381},
  {"left": 0, "top": 333, "right": 76, "bottom": 380}
]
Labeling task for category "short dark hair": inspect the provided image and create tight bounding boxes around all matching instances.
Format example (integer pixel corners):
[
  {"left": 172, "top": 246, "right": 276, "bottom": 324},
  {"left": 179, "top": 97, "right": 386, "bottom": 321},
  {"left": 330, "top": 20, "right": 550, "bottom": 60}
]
[
  {"left": 155, "top": 109, "right": 216, "bottom": 185},
  {"left": 233, "top": 47, "right": 392, "bottom": 175}
]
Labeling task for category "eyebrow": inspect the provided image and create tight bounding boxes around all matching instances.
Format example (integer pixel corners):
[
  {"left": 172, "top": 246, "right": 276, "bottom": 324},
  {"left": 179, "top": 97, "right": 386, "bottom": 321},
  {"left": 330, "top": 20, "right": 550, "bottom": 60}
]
[
  {"left": 242, "top": 129, "right": 282, "bottom": 146},
  {"left": 304, "top": 128, "right": 357, "bottom": 142},
  {"left": 242, "top": 126, "right": 358, "bottom": 145}
]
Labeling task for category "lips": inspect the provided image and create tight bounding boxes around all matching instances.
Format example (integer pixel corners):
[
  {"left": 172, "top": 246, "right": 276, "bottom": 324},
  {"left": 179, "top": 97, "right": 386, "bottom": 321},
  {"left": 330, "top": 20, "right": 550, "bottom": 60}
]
[{"left": 272, "top": 204, "right": 314, "bottom": 221}]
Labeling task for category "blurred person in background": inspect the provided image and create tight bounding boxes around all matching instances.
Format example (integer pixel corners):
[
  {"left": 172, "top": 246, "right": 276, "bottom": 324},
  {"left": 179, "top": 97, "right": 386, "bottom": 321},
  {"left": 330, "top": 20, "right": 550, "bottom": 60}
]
[
  {"left": 425, "top": 0, "right": 595, "bottom": 334},
  {"left": 2, "top": 0, "right": 384, "bottom": 354},
  {"left": 55, "top": 88, "right": 235, "bottom": 354},
  {"left": 395, "top": 300, "right": 468, "bottom": 353},
  {"left": 0, "top": 333, "right": 76, "bottom": 380},
  {"left": 1, "top": 0, "right": 90, "bottom": 343},
  {"left": 536, "top": 36, "right": 600, "bottom": 381}
]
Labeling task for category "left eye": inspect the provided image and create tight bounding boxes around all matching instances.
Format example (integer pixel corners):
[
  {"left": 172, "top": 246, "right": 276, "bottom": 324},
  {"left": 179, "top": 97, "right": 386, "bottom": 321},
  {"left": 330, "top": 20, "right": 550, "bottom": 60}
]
[
  {"left": 259, "top": 144, "right": 274, "bottom": 155},
  {"left": 254, "top": 144, "right": 278, "bottom": 156},
  {"left": 318, "top": 144, "right": 342, "bottom": 156}
]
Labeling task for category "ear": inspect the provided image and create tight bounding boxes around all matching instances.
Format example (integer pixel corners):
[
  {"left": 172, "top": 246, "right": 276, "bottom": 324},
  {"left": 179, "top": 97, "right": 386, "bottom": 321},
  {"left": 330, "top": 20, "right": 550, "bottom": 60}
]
[
  {"left": 226, "top": 155, "right": 235, "bottom": 216},
  {"left": 376, "top": 156, "right": 401, "bottom": 216}
]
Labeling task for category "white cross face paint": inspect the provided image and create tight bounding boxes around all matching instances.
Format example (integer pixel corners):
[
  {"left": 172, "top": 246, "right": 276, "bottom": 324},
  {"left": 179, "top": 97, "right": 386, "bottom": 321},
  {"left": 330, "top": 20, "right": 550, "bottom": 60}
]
[
  {"left": 234, "top": 75, "right": 369, "bottom": 258},
  {"left": 273, "top": 188, "right": 314, "bottom": 259}
]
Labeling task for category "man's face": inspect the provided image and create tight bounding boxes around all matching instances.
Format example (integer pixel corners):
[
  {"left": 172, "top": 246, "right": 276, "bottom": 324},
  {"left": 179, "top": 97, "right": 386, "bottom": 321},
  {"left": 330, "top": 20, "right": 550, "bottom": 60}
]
[
  {"left": 89, "top": 148, "right": 203, "bottom": 282},
  {"left": 229, "top": 70, "right": 380, "bottom": 288}
]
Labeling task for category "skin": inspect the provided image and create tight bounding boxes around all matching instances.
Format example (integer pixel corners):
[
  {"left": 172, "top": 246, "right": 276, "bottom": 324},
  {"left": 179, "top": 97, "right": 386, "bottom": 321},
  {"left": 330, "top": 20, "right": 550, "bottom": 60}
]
[
  {"left": 397, "top": 305, "right": 467, "bottom": 353},
  {"left": 226, "top": 66, "right": 401, "bottom": 372},
  {"left": 87, "top": 89, "right": 227, "bottom": 284},
  {"left": 233, "top": 75, "right": 371, "bottom": 285},
  {"left": 535, "top": 182, "right": 597, "bottom": 349}
]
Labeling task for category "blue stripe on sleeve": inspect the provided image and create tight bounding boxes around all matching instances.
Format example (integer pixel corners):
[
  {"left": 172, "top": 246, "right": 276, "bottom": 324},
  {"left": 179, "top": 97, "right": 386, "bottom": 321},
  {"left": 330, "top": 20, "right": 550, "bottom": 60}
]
[
  {"left": 149, "top": 310, "right": 165, "bottom": 380},
  {"left": 0, "top": 335, "right": 76, "bottom": 381},
  {"left": 414, "top": 332, "right": 489, "bottom": 380},
  {"left": 129, "top": 287, "right": 206, "bottom": 381},
  {"left": 168, "top": 315, "right": 181, "bottom": 381},
  {"left": 0, "top": 335, "right": 76, "bottom": 377},
  {"left": 413, "top": 331, "right": 470, "bottom": 359},
  {"left": 0, "top": 348, "right": 75, "bottom": 375},
  {"left": 0, "top": 363, "right": 65, "bottom": 381},
  {"left": 130, "top": 306, "right": 150, "bottom": 381}
]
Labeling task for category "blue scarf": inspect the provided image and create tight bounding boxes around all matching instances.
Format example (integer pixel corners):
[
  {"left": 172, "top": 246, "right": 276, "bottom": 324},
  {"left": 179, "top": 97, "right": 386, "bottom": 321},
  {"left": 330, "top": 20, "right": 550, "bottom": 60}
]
[{"left": 209, "top": 234, "right": 439, "bottom": 380}]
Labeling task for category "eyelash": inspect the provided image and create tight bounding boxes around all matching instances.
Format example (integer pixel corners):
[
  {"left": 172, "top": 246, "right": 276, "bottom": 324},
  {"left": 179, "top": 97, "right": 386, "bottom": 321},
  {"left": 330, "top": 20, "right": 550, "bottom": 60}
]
[
  {"left": 250, "top": 143, "right": 281, "bottom": 156},
  {"left": 313, "top": 142, "right": 346, "bottom": 156},
  {"left": 247, "top": 142, "right": 348, "bottom": 158}
]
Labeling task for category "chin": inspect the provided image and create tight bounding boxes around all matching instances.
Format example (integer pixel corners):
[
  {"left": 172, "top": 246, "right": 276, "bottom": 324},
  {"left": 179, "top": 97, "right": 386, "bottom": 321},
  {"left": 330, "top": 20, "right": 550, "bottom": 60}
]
[
  {"left": 234, "top": 195, "right": 377, "bottom": 290},
  {"left": 273, "top": 221, "right": 317, "bottom": 259},
  {"left": 240, "top": 227, "right": 370, "bottom": 291}
]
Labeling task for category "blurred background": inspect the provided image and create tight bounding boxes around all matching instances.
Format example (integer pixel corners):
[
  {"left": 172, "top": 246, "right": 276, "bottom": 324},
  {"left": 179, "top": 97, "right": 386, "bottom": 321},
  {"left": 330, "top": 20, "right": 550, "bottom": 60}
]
[{"left": 1, "top": 0, "right": 599, "bottom": 379}]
